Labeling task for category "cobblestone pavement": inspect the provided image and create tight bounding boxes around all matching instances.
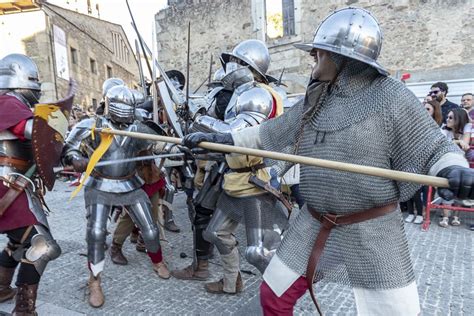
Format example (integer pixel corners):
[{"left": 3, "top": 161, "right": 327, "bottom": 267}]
[{"left": 0, "top": 181, "right": 473, "bottom": 315}]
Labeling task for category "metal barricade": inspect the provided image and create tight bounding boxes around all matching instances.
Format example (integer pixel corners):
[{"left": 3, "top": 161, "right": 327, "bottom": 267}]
[{"left": 422, "top": 186, "right": 474, "bottom": 231}]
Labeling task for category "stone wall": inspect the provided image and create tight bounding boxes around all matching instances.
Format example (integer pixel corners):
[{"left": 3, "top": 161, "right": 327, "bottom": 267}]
[
  {"left": 43, "top": 3, "right": 139, "bottom": 109},
  {"left": 155, "top": 0, "right": 255, "bottom": 90},
  {"left": 156, "top": 0, "right": 474, "bottom": 93},
  {"left": 0, "top": 4, "right": 138, "bottom": 109}
]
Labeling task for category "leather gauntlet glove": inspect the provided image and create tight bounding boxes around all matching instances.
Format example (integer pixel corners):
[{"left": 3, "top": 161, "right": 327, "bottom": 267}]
[
  {"left": 437, "top": 165, "right": 474, "bottom": 200},
  {"left": 71, "top": 157, "right": 89, "bottom": 173},
  {"left": 182, "top": 132, "right": 234, "bottom": 149}
]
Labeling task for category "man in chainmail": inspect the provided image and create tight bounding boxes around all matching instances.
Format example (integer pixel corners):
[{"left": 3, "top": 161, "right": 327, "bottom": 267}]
[{"left": 182, "top": 7, "right": 474, "bottom": 315}]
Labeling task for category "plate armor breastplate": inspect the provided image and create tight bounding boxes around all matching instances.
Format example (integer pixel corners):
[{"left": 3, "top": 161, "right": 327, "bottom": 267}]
[{"left": 64, "top": 117, "right": 146, "bottom": 193}]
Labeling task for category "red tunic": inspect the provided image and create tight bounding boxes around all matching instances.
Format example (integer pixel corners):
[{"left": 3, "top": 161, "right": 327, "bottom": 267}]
[{"left": 0, "top": 95, "right": 38, "bottom": 232}]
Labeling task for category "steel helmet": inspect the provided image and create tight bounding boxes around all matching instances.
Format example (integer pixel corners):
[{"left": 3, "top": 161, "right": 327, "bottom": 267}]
[
  {"left": 294, "top": 7, "right": 388, "bottom": 76},
  {"left": 0, "top": 54, "right": 41, "bottom": 90},
  {"left": 105, "top": 85, "right": 135, "bottom": 124},
  {"left": 102, "top": 77, "right": 125, "bottom": 97},
  {"left": 221, "top": 39, "right": 270, "bottom": 79}
]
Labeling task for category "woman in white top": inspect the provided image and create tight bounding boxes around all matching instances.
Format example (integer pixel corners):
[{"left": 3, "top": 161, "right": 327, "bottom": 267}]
[{"left": 439, "top": 108, "right": 471, "bottom": 227}]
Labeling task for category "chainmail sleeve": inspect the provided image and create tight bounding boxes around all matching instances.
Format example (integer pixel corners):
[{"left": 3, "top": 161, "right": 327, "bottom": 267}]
[
  {"left": 258, "top": 99, "right": 304, "bottom": 175},
  {"left": 384, "top": 81, "right": 462, "bottom": 201}
]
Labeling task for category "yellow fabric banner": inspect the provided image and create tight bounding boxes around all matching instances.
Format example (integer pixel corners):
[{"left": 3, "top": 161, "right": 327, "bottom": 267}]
[{"left": 70, "top": 129, "right": 113, "bottom": 199}]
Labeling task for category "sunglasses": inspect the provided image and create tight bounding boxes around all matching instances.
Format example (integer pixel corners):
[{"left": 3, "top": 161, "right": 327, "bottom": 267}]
[{"left": 429, "top": 90, "right": 441, "bottom": 95}]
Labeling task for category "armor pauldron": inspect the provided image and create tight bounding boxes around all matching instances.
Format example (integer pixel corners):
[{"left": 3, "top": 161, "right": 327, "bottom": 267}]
[
  {"left": 63, "top": 118, "right": 95, "bottom": 164},
  {"left": 24, "top": 119, "right": 33, "bottom": 140},
  {"left": 233, "top": 87, "right": 273, "bottom": 119}
]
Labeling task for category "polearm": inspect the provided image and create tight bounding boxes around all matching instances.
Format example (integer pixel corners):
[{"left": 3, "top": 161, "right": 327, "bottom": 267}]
[
  {"left": 208, "top": 54, "right": 213, "bottom": 85},
  {"left": 185, "top": 21, "right": 191, "bottom": 106},
  {"left": 134, "top": 39, "right": 148, "bottom": 97},
  {"left": 126, "top": 0, "right": 153, "bottom": 78},
  {"left": 94, "top": 128, "right": 450, "bottom": 188}
]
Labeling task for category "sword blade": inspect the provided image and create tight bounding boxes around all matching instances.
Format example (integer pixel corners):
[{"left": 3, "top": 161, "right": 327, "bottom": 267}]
[
  {"left": 95, "top": 153, "right": 184, "bottom": 167},
  {"left": 53, "top": 153, "right": 184, "bottom": 173}
]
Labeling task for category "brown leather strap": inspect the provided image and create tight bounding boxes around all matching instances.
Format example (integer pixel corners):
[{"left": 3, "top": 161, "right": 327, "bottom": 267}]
[
  {"left": 20, "top": 226, "right": 34, "bottom": 244},
  {"left": 0, "top": 156, "right": 31, "bottom": 173},
  {"left": 230, "top": 163, "right": 266, "bottom": 173},
  {"left": 0, "top": 176, "right": 30, "bottom": 217},
  {"left": 305, "top": 202, "right": 397, "bottom": 315}
]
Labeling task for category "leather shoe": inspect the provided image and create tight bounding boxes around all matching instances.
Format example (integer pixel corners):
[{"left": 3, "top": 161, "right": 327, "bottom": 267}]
[
  {"left": 153, "top": 262, "right": 170, "bottom": 279},
  {"left": 110, "top": 242, "right": 128, "bottom": 265}
]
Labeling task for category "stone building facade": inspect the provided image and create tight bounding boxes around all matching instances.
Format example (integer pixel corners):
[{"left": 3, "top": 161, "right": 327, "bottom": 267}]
[
  {"left": 155, "top": 0, "right": 474, "bottom": 95},
  {"left": 0, "top": 2, "right": 138, "bottom": 110}
]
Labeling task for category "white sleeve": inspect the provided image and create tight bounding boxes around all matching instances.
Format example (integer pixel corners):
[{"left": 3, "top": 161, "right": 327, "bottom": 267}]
[
  {"left": 428, "top": 152, "right": 469, "bottom": 176},
  {"left": 231, "top": 125, "right": 262, "bottom": 149}
]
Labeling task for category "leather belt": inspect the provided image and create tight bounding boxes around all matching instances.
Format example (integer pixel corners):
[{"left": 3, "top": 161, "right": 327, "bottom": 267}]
[
  {"left": 230, "top": 163, "right": 266, "bottom": 173},
  {"left": 0, "top": 156, "right": 31, "bottom": 173},
  {"left": 306, "top": 202, "right": 397, "bottom": 315}
]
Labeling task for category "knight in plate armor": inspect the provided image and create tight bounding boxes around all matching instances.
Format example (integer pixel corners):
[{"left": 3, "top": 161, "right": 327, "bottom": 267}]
[
  {"left": 182, "top": 7, "right": 474, "bottom": 315},
  {"left": 0, "top": 54, "right": 62, "bottom": 315},
  {"left": 62, "top": 84, "right": 170, "bottom": 308},
  {"left": 180, "top": 39, "right": 289, "bottom": 295}
]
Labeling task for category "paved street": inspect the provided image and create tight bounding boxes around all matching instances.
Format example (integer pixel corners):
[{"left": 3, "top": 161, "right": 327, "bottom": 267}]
[{"left": 0, "top": 181, "right": 473, "bottom": 315}]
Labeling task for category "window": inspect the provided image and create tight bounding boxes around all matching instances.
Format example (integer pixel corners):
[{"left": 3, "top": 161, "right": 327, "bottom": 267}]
[
  {"left": 70, "top": 47, "right": 78, "bottom": 65},
  {"left": 112, "top": 32, "right": 132, "bottom": 63},
  {"left": 265, "top": 0, "right": 295, "bottom": 39},
  {"left": 90, "top": 58, "right": 97, "bottom": 74},
  {"left": 282, "top": 0, "right": 295, "bottom": 36},
  {"left": 106, "top": 65, "right": 113, "bottom": 78}
]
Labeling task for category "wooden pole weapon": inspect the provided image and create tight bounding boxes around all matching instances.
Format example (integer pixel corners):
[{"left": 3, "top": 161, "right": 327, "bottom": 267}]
[{"left": 94, "top": 128, "right": 450, "bottom": 188}]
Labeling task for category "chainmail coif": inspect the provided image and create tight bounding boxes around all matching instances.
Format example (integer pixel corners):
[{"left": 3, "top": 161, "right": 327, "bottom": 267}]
[{"left": 257, "top": 54, "right": 460, "bottom": 292}]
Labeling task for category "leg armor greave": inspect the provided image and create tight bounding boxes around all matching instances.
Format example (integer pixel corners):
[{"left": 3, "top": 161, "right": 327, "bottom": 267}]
[
  {"left": 127, "top": 202, "right": 160, "bottom": 253},
  {"left": 202, "top": 209, "right": 238, "bottom": 255},
  {"left": 244, "top": 206, "right": 282, "bottom": 274},
  {"left": 194, "top": 204, "right": 214, "bottom": 259},
  {"left": 86, "top": 204, "right": 110, "bottom": 266},
  {"left": 24, "top": 224, "right": 61, "bottom": 276}
]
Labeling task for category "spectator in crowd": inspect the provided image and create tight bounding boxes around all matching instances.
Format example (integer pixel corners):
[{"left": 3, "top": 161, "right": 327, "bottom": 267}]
[
  {"left": 429, "top": 82, "right": 459, "bottom": 124},
  {"left": 424, "top": 99, "right": 443, "bottom": 126},
  {"left": 439, "top": 108, "right": 471, "bottom": 227},
  {"left": 421, "top": 98, "right": 444, "bottom": 215},
  {"left": 461, "top": 92, "right": 474, "bottom": 120},
  {"left": 403, "top": 188, "right": 424, "bottom": 224}
]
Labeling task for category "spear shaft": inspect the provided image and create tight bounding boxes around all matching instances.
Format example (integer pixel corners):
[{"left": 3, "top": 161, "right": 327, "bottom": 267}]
[{"left": 94, "top": 128, "right": 449, "bottom": 188}]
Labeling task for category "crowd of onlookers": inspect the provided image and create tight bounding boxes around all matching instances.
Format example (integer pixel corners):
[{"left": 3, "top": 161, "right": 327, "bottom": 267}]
[{"left": 403, "top": 81, "right": 474, "bottom": 231}]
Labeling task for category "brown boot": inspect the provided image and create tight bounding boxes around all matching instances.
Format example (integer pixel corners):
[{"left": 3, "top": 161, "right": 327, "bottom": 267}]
[
  {"left": 205, "top": 272, "right": 243, "bottom": 294},
  {"left": 87, "top": 274, "right": 104, "bottom": 308},
  {"left": 171, "top": 260, "right": 209, "bottom": 281},
  {"left": 129, "top": 228, "right": 139, "bottom": 244},
  {"left": 12, "top": 283, "right": 38, "bottom": 316},
  {"left": 136, "top": 234, "right": 146, "bottom": 253},
  {"left": 110, "top": 243, "right": 128, "bottom": 265},
  {"left": 0, "top": 266, "right": 16, "bottom": 302},
  {"left": 164, "top": 208, "right": 180, "bottom": 233},
  {"left": 153, "top": 262, "right": 170, "bottom": 279}
]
